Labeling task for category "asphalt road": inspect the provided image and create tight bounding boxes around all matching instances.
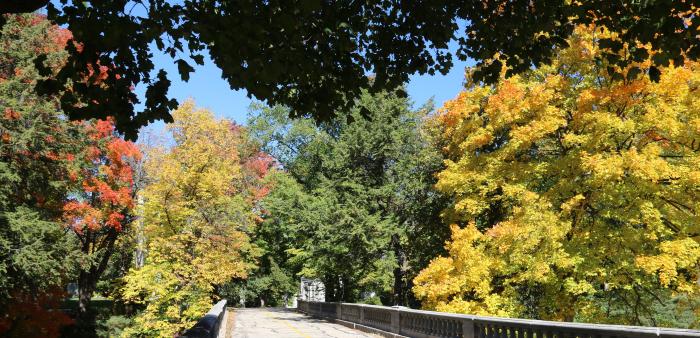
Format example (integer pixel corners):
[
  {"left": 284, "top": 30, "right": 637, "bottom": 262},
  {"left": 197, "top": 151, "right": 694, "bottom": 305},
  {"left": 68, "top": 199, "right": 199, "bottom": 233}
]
[{"left": 231, "top": 308, "right": 374, "bottom": 338}]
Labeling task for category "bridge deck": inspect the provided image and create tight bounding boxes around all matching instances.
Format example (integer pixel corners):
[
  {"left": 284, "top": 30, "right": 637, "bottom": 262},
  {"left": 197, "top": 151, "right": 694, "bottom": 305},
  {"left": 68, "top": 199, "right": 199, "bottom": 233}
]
[{"left": 231, "top": 307, "right": 373, "bottom": 338}]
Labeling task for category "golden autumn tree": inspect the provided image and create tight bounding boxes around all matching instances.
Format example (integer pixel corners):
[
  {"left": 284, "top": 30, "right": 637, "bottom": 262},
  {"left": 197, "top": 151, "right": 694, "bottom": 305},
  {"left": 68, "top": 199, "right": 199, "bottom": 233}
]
[
  {"left": 122, "top": 102, "right": 258, "bottom": 337},
  {"left": 414, "top": 26, "right": 700, "bottom": 326}
]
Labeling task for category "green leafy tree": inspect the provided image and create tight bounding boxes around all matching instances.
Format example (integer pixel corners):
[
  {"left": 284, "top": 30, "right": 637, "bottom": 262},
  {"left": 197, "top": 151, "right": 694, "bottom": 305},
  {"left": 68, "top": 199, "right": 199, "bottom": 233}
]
[
  {"left": 1, "top": 14, "right": 143, "bottom": 336},
  {"left": 3, "top": 2, "right": 699, "bottom": 137},
  {"left": 0, "top": 14, "right": 80, "bottom": 336},
  {"left": 248, "top": 90, "right": 448, "bottom": 305}
]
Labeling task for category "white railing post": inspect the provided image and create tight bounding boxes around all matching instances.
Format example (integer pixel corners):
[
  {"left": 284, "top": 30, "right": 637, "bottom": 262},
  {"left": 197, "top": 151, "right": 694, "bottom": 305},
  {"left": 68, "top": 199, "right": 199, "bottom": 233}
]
[
  {"left": 391, "top": 308, "right": 400, "bottom": 334},
  {"left": 359, "top": 304, "right": 365, "bottom": 325},
  {"left": 463, "top": 318, "right": 475, "bottom": 338}
]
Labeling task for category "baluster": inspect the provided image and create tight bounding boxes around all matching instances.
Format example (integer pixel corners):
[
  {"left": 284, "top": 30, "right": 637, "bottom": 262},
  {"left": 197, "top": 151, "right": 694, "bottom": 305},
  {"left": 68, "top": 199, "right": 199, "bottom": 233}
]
[
  {"left": 475, "top": 323, "right": 483, "bottom": 338},
  {"left": 427, "top": 316, "right": 432, "bottom": 334}
]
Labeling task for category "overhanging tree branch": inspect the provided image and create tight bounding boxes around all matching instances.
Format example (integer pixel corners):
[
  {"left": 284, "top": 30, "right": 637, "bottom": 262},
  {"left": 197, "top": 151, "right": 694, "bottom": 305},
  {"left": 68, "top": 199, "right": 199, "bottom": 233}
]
[{"left": 0, "top": 0, "right": 48, "bottom": 14}]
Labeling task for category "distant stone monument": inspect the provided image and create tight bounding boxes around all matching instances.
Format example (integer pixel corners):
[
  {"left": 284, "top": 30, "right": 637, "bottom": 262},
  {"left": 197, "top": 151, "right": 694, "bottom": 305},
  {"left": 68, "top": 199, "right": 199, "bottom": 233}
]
[{"left": 298, "top": 277, "right": 325, "bottom": 302}]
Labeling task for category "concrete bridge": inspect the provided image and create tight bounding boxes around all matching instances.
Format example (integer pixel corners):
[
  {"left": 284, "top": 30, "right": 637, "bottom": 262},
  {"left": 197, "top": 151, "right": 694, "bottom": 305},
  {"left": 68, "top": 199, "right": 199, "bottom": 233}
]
[
  {"left": 184, "top": 300, "right": 700, "bottom": 338},
  {"left": 231, "top": 308, "right": 373, "bottom": 338}
]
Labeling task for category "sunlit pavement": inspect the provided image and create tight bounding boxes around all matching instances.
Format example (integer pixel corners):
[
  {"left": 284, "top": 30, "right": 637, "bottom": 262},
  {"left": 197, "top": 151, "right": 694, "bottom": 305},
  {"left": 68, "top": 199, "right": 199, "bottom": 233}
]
[{"left": 231, "top": 307, "right": 374, "bottom": 338}]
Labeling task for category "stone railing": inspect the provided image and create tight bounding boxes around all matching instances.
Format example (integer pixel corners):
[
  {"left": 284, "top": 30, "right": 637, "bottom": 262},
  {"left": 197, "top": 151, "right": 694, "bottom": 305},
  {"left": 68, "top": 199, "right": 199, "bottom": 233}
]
[
  {"left": 297, "top": 300, "right": 700, "bottom": 338},
  {"left": 180, "top": 299, "right": 227, "bottom": 338}
]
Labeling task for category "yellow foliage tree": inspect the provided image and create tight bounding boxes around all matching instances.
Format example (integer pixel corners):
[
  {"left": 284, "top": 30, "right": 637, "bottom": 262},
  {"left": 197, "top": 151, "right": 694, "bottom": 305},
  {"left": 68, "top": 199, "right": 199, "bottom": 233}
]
[
  {"left": 414, "top": 26, "right": 700, "bottom": 326},
  {"left": 122, "top": 102, "right": 258, "bottom": 337}
]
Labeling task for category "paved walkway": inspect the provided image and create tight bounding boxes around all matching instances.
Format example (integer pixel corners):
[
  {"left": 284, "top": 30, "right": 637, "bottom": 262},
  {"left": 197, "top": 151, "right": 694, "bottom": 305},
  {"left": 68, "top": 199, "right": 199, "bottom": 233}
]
[{"left": 231, "top": 308, "right": 374, "bottom": 338}]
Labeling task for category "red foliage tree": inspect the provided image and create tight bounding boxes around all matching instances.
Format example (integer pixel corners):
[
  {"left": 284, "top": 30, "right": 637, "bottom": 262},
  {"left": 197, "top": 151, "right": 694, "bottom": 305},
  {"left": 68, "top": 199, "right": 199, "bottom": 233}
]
[
  {"left": 230, "top": 121, "right": 276, "bottom": 205},
  {"left": 62, "top": 117, "right": 141, "bottom": 317},
  {"left": 0, "top": 289, "right": 73, "bottom": 338},
  {"left": 1, "top": 14, "right": 140, "bottom": 335}
]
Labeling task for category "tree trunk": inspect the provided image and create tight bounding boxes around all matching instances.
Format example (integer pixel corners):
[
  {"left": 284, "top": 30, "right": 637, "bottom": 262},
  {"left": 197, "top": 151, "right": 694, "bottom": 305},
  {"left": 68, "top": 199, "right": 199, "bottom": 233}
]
[
  {"left": 77, "top": 272, "right": 96, "bottom": 318},
  {"left": 77, "top": 229, "right": 117, "bottom": 319},
  {"left": 391, "top": 233, "right": 407, "bottom": 306}
]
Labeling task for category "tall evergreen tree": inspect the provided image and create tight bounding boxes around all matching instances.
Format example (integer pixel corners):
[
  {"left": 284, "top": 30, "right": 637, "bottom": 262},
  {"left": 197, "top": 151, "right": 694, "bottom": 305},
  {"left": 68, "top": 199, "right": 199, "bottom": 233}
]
[
  {"left": 1, "top": 15, "right": 141, "bottom": 336},
  {"left": 248, "top": 90, "right": 448, "bottom": 305},
  {"left": 0, "top": 14, "right": 80, "bottom": 335}
]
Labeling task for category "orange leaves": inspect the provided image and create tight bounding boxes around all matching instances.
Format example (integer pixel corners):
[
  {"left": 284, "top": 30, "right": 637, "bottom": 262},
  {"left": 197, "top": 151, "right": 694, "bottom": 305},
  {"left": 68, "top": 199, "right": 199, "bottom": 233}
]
[
  {"left": 84, "top": 118, "right": 115, "bottom": 140},
  {"left": 63, "top": 118, "right": 140, "bottom": 234},
  {"left": 486, "top": 78, "right": 526, "bottom": 123},
  {"left": 106, "top": 212, "right": 126, "bottom": 231},
  {"left": 81, "top": 178, "right": 133, "bottom": 207},
  {"left": 107, "top": 138, "right": 141, "bottom": 165},
  {"left": 244, "top": 152, "right": 274, "bottom": 178},
  {"left": 44, "top": 151, "right": 59, "bottom": 161},
  {"left": 94, "top": 119, "right": 115, "bottom": 137},
  {"left": 63, "top": 201, "right": 102, "bottom": 233},
  {"left": 85, "top": 146, "right": 101, "bottom": 160},
  {"left": 4, "top": 107, "right": 20, "bottom": 120}
]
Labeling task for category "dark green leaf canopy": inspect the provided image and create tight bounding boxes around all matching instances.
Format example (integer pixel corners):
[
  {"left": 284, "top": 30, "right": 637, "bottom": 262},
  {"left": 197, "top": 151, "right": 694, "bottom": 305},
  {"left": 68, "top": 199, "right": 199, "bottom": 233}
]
[{"left": 1, "top": 1, "right": 698, "bottom": 139}]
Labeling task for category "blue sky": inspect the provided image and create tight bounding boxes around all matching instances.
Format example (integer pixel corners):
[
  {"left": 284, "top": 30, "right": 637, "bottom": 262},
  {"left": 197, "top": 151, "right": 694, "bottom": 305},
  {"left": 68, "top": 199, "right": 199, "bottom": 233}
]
[{"left": 136, "top": 47, "right": 473, "bottom": 138}]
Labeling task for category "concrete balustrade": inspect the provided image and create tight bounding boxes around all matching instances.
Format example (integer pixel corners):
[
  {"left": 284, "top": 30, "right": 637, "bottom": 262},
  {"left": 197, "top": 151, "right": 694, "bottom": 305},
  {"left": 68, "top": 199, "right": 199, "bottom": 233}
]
[
  {"left": 297, "top": 300, "right": 700, "bottom": 338},
  {"left": 180, "top": 299, "right": 227, "bottom": 338}
]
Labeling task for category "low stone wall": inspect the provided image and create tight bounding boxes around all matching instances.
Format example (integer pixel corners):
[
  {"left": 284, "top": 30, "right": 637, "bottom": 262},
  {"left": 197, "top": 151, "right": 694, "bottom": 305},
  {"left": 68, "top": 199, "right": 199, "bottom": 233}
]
[
  {"left": 180, "top": 299, "right": 227, "bottom": 338},
  {"left": 298, "top": 300, "right": 700, "bottom": 338}
]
